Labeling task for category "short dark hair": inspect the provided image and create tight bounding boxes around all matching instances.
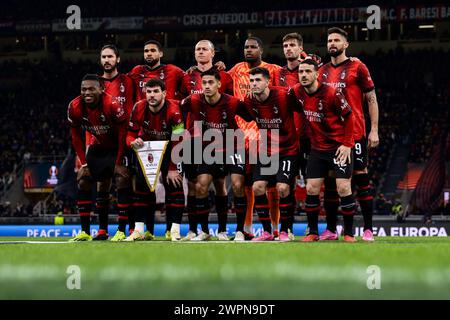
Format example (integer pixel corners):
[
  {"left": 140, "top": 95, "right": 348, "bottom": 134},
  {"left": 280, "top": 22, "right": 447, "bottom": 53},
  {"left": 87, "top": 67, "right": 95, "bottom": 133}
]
[
  {"left": 82, "top": 74, "right": 100, "bottom": 83},
  {"left": 282, "top": 33, "right": 303, "bottom": 46},
  {"left": 246, "top": 36, "right": 263, "bottom": 48},
  {"left": 145, "top": 78, "right": 166, "bottom": 91},
  {"left": 201, "top": 68, "right": 221, "bottom": 81},
  {"left": 100, "top": 44, "right": 120, "bottom": 57},
  {"left": 299, "top": 59, "right": 319, "bottom": 70},
  {"left": 327, "top": 27, "right": 348, "bottom": 41},
  {"left": 144, "top": 40, "right": 163, "bottom": 51},
  {"left": 248, "top": 67, "right": 270, "bottom": 79}
]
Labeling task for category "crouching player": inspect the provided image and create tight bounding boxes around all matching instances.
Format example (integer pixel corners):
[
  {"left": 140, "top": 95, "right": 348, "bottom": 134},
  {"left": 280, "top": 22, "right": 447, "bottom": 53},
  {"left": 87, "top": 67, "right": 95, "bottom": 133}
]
[
  {"left": 125, "top": 78, "right": 185, "bottom": 241},
  {"left": 68, "top": 74, "right": 129, "bottom": 241},
  {"left": 291, "top": 59, "right": 357, "bottom": 242}
]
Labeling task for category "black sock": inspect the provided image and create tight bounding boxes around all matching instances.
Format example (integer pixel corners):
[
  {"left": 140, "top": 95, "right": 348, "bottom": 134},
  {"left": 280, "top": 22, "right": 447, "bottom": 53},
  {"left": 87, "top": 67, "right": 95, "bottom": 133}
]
[
  {"left": 146, "top": 192, "right": 156, "bottom": 234},
  {"left": 216, "top": 195, "right": 228, "bottom": 233},
  {"left": 305, "top": 195, "right": 320, "bottom": 235},
  {"left": 354, "top": 174, "right": 373, "bottom": 231},
  {"left": 117, "top": 188, "right": 131, "bottom": 232},
  {"left": 196, "top": 196, "right": 210, "bottom": 233},
  {"left": 96, "top": 191, "right": 109, "bottom": 232},
  {"left": 279, "top": 196, "right": 293, "bottom": 233},
  {"left": 77, "top": 189, "right": 92, "bottom": 234},
  {"left": 324, "top": 177, "right": 339, "bottom": 233},
  {"left": 133, "top": 192, "right": 150, "bottom": 223},
  {"left": 166, "top": 188, "right": 184, "bottom": 225},
  {"left": 341, "top": 195, "right": 356, "bottom": 236},
  {"left": 187, "top": 195, "right": 197, "bottom": 233},
  {"left": 128, "top": 193, "right": 136, "bottom": 231},
  {"left": 234, "top": 196, "right": 247, "bottom": 232},
  {"left": 254, "top": 194, "right": 271, "bottom": 233}
]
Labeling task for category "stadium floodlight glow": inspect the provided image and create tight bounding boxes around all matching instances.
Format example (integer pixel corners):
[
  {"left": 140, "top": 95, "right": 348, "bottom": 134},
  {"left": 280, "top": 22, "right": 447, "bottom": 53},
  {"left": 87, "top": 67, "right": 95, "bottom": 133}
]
[{"left": 418, "top": 25, "right": 434, "bottom": 29}]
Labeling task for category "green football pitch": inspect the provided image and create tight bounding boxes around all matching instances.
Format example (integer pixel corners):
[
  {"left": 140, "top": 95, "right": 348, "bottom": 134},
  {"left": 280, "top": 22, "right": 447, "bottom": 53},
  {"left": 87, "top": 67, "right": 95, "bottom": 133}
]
[{"left": 0, "top": 237, "right": 449, "bottom": 299}]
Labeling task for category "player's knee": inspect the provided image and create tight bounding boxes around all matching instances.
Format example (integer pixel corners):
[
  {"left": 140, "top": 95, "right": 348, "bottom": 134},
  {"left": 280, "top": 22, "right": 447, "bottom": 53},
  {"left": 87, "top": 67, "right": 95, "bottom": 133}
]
[
  {"left": 231, "top": 180, "right": 245, "bottom": 197},
  {"left": 115, "top": 175, "right": 130, "bottom": 190},
  {"left": 252, "top": 181, "right": 266, "bottom": 196},
  {"left": 97, "top": 181, "right": 111, "bottom": 193},
  {"left": 337, "top": 182, "right": 352, "bottom": 197},
  {"left": 276, "top": 183, "right": 290, "bottom": 198},
  {"left": 77, "top": 178, "right": 92, "bottom": 192},
  {"left": 306, "top": 182, "right": 320, "bottom": 195},
  {"left": 195, "top": 182, "right": 209, "bottom": 197}
]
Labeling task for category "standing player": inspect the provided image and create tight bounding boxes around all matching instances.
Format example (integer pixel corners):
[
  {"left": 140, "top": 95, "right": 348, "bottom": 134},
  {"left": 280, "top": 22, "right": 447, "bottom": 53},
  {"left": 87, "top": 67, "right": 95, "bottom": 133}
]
[
  {"left": 125, "top": 79, "right": 185, "bottom": 241},
  {"left": 292, "top": 59, "right": 356, "bottom": 242},
  {"left": 98, "top": 44, "right": 137, "bottom": 241},
  {"left": 128, "top": 40, "right": 185, "bottom": 101},
  {"left": 274, "top": 33, "right": 304, "bottom": 89},
  {"left": 179, "top": 40, "right": 234, "bottom": 240},
  {"left": 68, "top": 74, "right": 128, "bottom": 241},
  {"left": 318, "top": 27, "right": 379, "bottom": 241},
  {"left": 228, "top": 37, "right": 281, "bottom": 239},
  {"left": 180, "top": 40, "right": 233, "bottom": 97},
  {"left": 181, "top": 69, "right": 248, "bottom": 241},
  {"left": 238, "top": 67, "right": 300, "bottom": 241},
  {"left": 128, "top": 40, "right": 185, "bottom": 238}
]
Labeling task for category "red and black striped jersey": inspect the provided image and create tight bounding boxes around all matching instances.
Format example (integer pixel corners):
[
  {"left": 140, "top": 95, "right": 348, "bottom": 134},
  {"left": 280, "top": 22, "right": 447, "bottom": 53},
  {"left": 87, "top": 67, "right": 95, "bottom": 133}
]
[
  {"left": 181, "top": 93, "right": 241, "bottom": 153},
  {"left": 180, "top": 68, "right": 233, "bottom": 98},
  {"left": 240, "top": 88, "right": 300, "bottom": 157},
  {"left": 290, "top": 82, "right": 354, "bottom": 151},
  {"left": 128, "top": 64, "right": 185, "bottom": 101},
  {"left": 99, "top": 73, "right": 137, "bottom": 115},
  {"left": 318, "top": 58, "right": 374, "bottom": 141}
]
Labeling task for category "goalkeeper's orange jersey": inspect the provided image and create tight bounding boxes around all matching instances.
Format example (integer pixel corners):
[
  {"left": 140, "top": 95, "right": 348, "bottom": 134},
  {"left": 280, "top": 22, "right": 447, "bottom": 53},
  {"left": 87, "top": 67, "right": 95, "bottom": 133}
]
[{"left": 228, "top": 61, "right": 281, "bottom": 142}]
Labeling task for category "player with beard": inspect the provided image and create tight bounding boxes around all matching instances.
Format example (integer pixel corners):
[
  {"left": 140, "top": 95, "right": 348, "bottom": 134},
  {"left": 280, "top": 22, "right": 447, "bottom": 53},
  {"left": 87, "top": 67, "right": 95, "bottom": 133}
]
[
  {"left": 128, "top": 40, "right": 185, "bottom": 102},
  {"left": 291, "top": 59, "right": 357, "bottom": 242},
  {"left": 128, "top": 40, "right": 185, "bottom": 238},
  {"left": 318, "top": 27, "right": 379, "bottom": 242},
  {"left": 98, "top": 44, "right": 137, "bottom": 241},
  {"left": 179, "top": 40, "right": 234, "bottom": 240},
  {"left": 68, "top": 74, "right": 128, "bottom": 241},
  {"left": 124, "top": 79, "right": 185, "bottom": 241}
]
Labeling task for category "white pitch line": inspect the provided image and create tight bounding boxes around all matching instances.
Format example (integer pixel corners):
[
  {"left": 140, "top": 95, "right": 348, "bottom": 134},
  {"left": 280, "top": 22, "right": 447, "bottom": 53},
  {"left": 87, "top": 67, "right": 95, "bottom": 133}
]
[{"left": 0, "top": 241, "right": 71, "bottom": 244}]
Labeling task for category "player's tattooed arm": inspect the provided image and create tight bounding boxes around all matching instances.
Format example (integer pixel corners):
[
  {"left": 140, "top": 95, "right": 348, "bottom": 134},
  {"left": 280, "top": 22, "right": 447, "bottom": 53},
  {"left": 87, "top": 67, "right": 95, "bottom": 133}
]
[{"left": 364, "top": 89, "right": 379, "bottom": 148}]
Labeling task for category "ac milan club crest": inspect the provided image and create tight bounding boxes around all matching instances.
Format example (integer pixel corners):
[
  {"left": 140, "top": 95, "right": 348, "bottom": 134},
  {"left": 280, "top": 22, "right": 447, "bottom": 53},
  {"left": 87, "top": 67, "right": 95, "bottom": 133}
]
[{"left": 148, "top": 153, "right": 154, "bottom": 163}]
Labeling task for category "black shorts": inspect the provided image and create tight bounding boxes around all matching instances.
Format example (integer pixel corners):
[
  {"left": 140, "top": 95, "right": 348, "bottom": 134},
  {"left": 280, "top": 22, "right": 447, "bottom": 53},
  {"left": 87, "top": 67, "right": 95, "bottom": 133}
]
[
  {"left": 253, "top": 154, "right": 299, "bottom": 186},
  {"left": 306, "top": 149, "right": 353, "bottom": 179},
  {"left": 183, "top": 164, "right": 198, "bottom": 181},
  {"left": 85, "top": 146, "right": 116, "bottom": 181},
  {"left": 196, "top": 151, "right": 245, "bottom": 178},
  {"left": 353, "top": 137, "right": 368, "bottom": 171}
]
